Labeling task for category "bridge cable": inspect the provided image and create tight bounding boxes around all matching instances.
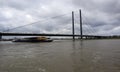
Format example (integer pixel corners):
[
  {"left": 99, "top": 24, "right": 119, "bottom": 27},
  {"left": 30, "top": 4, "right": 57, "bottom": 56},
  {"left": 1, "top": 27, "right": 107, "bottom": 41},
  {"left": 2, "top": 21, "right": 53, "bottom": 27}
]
[
  {"left": 82, "top": 14, "right": 99, "bottom": 35},
  {"left": 2, "top": 12, "right": 71, "bottom": 32}
]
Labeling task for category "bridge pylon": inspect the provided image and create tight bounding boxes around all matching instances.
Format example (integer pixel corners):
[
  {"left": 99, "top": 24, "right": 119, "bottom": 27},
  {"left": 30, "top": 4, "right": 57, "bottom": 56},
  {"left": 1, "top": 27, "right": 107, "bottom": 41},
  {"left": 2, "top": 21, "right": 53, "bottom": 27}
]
[
  {"left": 79, "top": 9, "right": 83, "bottom": 40},
  {"left": 72, "top": 11, "right": 75, "bottom": 40}
]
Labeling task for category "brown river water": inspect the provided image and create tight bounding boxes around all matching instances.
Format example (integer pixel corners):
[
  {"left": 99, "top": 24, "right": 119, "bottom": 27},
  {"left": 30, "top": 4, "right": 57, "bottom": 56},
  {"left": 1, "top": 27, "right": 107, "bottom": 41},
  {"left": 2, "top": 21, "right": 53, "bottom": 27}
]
[{"left": 0, "top": 40, "right": 120, "bottom": 72}]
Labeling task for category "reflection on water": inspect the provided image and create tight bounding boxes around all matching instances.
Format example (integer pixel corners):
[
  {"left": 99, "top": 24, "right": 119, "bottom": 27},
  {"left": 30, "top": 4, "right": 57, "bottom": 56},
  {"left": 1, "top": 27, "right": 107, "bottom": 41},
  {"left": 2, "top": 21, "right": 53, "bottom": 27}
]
[{"left": 0, "top": 40, "right": 120, "bottom": 72}]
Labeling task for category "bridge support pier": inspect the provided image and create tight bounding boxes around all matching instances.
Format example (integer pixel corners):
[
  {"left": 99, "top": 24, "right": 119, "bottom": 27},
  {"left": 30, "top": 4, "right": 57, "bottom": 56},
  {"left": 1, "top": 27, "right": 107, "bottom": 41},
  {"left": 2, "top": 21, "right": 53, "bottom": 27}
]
[
  {"left": 0, "top": 34, "right": 2, "bottom": 41},
  {"left": 85, "top": 36, "right": 88, "bottom": 39}
]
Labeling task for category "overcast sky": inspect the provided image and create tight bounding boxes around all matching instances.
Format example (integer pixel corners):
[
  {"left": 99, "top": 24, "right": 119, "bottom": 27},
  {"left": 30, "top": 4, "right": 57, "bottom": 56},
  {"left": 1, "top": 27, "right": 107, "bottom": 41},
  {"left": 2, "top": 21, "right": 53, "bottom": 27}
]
[{"left": 0, "top": 0, "right": 120, "bottom": 35}]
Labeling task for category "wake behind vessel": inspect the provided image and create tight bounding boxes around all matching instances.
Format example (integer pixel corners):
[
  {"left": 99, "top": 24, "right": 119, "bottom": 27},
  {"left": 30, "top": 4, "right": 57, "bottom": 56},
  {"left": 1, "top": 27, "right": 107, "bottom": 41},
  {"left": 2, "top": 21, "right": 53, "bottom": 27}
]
[{"left": 12, "top": 37, "right": 53, "bottom": 42}]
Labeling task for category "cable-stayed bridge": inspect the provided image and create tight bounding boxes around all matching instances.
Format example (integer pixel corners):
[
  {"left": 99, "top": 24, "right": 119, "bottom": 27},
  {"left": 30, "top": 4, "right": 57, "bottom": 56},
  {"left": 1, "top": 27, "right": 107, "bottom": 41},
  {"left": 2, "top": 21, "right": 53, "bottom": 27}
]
[{"left": 0, "top": 10, "right": 120, "bottom": 40}]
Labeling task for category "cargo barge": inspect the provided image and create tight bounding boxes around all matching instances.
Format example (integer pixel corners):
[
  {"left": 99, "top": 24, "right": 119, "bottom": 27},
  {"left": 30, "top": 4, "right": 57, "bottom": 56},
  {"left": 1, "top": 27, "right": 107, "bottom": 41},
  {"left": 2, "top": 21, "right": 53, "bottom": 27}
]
[{"left": 12, "top": 37, "right": 53, "bottom": 42}]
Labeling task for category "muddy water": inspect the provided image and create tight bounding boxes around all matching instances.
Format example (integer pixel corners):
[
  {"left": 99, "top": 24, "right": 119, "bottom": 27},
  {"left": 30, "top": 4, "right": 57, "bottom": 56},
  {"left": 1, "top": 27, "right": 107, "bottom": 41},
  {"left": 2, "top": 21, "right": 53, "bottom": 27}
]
[{"left": 0, "top": 40, "right": 120, "bottom": 72}]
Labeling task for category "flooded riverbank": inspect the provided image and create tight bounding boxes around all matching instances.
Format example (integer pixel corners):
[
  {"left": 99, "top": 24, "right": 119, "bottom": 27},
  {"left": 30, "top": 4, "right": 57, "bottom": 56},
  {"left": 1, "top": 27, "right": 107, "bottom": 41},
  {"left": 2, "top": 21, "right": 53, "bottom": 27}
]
[{"left": 0, "top": 40, "right": 120, "bottom": 72}]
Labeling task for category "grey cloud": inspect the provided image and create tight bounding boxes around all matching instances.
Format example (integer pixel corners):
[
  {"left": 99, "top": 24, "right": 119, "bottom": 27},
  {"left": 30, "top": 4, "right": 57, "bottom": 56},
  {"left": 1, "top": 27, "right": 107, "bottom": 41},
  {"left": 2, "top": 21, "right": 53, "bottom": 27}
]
[
  {"left": 1, "top": 0, "right": 42, "bottom": 10},
  {"left": 0, "top": 0, "right": 120, "bottom": 36},
  {"left": 73, "top": 0, "right": 120, "bottom": 14}
]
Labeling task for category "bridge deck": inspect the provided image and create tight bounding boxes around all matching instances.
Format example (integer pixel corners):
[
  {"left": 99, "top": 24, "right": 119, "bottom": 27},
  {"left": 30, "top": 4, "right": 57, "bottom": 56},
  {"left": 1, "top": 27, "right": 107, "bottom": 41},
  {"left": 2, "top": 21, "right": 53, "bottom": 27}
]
[{"left": 0, "top": 32, "right": 104, "bottom": 37}]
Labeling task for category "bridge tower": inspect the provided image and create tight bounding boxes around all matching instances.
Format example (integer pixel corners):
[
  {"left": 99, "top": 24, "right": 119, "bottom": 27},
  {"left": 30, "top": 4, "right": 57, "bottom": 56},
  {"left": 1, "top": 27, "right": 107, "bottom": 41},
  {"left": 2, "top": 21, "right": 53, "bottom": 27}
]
[
  {"left": 72, "top": 11, "right": 75, "bottom": 40},
  {"left": 79, "top": 9, "right": 83, "bottom": 40}
]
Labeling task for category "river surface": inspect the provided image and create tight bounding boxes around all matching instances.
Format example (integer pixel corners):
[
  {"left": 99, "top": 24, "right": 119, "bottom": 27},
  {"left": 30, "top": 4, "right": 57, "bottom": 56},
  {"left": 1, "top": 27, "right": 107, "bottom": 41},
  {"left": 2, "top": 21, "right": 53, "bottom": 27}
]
[{"left": 0, "top": 40, "right": 120, "bottom": 72}]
